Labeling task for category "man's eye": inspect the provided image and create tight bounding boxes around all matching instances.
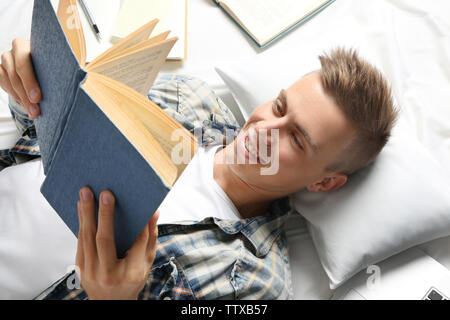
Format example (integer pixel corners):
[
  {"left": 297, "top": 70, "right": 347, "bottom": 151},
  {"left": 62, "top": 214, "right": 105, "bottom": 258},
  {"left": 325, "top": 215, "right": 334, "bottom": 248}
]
[
  {"left": 273, "top": 99, "right": 283, "bottom": 115},
  {"left": 293, "top": 135, "right": 304, "bottom": 150}
]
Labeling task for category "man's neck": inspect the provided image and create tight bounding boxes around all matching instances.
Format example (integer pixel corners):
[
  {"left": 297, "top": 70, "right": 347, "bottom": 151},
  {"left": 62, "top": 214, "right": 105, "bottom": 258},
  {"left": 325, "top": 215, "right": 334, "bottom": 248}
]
[{"left": 213, "top": 147, "right": 275, "bottom": 219}]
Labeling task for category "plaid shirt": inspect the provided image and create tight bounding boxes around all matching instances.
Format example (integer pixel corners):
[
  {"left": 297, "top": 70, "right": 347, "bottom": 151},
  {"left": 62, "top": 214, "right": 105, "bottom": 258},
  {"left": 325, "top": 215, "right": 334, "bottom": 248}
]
[{"left": 4, "top": 74, "right": 294, "bottom": 300}]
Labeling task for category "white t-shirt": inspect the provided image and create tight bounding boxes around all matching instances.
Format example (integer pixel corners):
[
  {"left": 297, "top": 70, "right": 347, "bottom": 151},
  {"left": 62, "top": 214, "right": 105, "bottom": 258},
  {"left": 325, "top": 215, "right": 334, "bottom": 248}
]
[{"left": 157, "top": 144, "right": 242, "bottom": 224}]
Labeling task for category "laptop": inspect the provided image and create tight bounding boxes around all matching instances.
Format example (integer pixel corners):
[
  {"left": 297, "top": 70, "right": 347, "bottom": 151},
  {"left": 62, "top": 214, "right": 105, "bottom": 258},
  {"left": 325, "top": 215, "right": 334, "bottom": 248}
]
[{"left": 332, "top": 247, "right": 450, "bottom": 300}]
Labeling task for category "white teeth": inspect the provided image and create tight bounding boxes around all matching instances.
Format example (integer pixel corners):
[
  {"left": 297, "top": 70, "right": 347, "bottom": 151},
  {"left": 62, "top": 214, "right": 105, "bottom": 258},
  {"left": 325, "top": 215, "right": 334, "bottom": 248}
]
[
  {"left": 246, "top": 136, "right": 256, "bottom": 154},
  {"left": 244, "top": 133, "right": 270, "bottom": 164}
]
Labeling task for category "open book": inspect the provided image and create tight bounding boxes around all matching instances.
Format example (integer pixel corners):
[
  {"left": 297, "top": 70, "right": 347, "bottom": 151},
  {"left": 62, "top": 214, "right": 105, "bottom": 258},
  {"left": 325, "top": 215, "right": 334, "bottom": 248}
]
[
  {"left": 31, "top": 0, "right": 196, "bottom": 257},
  {"left": 213, "top": 0, "right": 336, "bottom": 48}
]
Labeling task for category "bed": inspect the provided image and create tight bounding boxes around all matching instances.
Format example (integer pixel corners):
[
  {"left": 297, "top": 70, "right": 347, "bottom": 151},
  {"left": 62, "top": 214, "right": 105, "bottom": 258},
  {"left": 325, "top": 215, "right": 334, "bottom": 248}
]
[{"left": 0, "top": 0, "right": 449, "bottom": 300}]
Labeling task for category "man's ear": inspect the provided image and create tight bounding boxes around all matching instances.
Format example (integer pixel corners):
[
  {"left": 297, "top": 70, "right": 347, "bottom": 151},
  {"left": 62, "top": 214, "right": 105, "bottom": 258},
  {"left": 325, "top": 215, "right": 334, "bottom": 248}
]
[{"left": 306, "top": 174, "right": 348, "bottom": 192}]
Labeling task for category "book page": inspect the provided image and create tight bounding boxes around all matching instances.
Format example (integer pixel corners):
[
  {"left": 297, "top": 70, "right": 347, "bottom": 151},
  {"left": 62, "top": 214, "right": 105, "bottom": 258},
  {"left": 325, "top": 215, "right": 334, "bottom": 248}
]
[
  {"left": 219, "top": 0, "right": 330, "bottom": 45},
  {"left": 95, "top": 31, "right": 170, "bottom": 65},
  {"left": 87, "top": 19, "right": 159, "bottom": 69},
  {"left": 86, "top": 38, "right": 177, "bottom": 95},
  {"left": 56, "top": 0, "right": 86, "bottom": 66},
  {"left": 111, "top": 0, "right": 187, "bottom": 60}
]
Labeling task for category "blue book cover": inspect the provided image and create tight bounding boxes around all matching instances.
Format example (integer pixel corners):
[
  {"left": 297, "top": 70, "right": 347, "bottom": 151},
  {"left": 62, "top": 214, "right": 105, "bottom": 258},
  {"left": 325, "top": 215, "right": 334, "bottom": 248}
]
[{"left": 30, "top": 0, "right": 191, "bottom": 257}]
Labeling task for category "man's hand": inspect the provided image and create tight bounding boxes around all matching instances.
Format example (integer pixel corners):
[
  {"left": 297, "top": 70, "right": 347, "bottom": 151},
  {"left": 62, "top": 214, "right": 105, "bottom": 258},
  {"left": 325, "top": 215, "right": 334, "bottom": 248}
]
[
  {"left": 76, "top": 186, "right": 159, "bottom": 300},
  {"left": 0, "top": 38, "right": 42, "bottom": 119}
]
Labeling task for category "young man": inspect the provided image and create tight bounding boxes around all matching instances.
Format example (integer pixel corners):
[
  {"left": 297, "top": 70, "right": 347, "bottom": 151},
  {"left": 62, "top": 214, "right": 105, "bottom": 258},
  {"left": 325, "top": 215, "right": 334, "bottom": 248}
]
[{"left": 0, "top": 39, "right": 397, "bottom": 299}]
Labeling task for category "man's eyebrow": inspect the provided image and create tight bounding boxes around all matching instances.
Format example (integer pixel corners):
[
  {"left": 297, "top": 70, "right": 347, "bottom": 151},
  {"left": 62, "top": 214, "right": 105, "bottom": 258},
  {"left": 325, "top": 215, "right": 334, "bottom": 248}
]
[{"left": 279, "top": 89, "right": 319, "bottom": 153}]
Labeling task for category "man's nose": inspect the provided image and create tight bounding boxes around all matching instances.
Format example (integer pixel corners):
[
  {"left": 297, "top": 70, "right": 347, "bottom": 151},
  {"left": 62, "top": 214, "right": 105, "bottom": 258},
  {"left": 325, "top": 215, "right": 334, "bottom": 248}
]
[
  {"left": 253, "top": 118, "right": 286, "bottom": 151},
  {"left": 255, "top": 116, "right": 286, "bottom": 135}
]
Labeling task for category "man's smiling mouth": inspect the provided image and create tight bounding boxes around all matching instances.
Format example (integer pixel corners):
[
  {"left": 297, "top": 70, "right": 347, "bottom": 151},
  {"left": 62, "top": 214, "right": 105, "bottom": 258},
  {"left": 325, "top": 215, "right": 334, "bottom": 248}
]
[{"left": 242, "top": 131, "right": 270, "bottom": 165}]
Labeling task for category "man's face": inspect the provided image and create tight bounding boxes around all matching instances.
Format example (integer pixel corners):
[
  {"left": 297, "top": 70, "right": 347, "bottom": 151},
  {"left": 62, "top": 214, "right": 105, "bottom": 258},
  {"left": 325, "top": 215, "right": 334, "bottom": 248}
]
[{"left": 224, "top": 71, "right": 356, "bottom": 197}]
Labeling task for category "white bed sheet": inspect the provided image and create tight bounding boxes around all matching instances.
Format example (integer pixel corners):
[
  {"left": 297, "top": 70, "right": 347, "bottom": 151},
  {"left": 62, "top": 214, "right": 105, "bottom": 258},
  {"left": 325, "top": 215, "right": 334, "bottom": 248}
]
[
  {"left": 0, "top": 159, "right": 77, "bottom": 300},
  {"left": 0, "top": 0, "right": 449, "bottom": 300}
]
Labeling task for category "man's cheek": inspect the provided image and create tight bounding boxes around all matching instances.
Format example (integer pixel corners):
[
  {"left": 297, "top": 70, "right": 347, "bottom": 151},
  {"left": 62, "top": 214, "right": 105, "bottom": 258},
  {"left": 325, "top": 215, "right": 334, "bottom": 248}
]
[
  {"left": 260, "top": 129, "right": 280, "bottom": 176},
  {"left": 276, "top": 154, "right": 308, "bottom": 182}
]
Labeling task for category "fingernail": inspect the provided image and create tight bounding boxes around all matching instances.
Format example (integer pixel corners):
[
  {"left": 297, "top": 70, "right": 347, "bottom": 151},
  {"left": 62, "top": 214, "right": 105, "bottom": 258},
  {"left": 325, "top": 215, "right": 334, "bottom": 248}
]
[
  {"left": 80, "top": 188, "right": 92, "bottom": 201},
  {"left": 29, "top": 88, "right": 40, "bottom": 102},
  {"left": 29, "top": 104, "right": 38, "bottom": 117},
  {"left": 101, "top": 192, "right": 113, "bottom": 205}
]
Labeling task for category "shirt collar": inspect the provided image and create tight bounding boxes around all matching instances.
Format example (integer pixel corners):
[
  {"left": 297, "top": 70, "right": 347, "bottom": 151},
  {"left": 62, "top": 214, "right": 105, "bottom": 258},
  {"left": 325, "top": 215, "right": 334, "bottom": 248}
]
[
  {"left": 214, "top": 196, "right": 293, "bottom": 257},
  {"left": 157, "top": 197, "right": 293, "bottom": 258}
]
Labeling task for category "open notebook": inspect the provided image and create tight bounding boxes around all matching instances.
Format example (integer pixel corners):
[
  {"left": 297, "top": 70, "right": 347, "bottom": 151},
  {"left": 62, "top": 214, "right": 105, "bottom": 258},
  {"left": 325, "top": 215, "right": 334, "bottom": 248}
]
[
  {"left": 111, "top": 0, "right": 187, "bottom": 60},
  {"left": 213, "top": 0, "right": 336, "bottom": 48}
]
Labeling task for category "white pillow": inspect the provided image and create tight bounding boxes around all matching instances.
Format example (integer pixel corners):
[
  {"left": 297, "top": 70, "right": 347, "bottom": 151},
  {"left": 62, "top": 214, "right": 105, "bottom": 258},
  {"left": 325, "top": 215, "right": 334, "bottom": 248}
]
[
  {"left": 0, "top": 159, "right": 77, "bottom": 299},
  {"left": 215, "top": 53, "right": 321, "bottom": 121},
  {"left": 293, "top": 124, "right": 450, "bottom": 288},
  {"left": 215, "top": 53, "right": 450, "bottom": 289}
]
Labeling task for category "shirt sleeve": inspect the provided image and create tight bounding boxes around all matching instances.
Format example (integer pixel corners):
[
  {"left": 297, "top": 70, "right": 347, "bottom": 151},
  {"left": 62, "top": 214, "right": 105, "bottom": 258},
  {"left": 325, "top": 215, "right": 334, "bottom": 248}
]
[
  {"left": 148, "top": 74, "right": 241, "bottom": 146},
  {"left": 0, "top": 96, "right": 40, "bottom": 171}
]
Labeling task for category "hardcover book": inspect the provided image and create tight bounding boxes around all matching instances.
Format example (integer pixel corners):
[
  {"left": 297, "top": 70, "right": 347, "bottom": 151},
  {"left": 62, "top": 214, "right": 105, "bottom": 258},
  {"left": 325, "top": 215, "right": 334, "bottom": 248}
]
[{"left": 31, "top": 0, "right": 196, "bottom": 257}]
